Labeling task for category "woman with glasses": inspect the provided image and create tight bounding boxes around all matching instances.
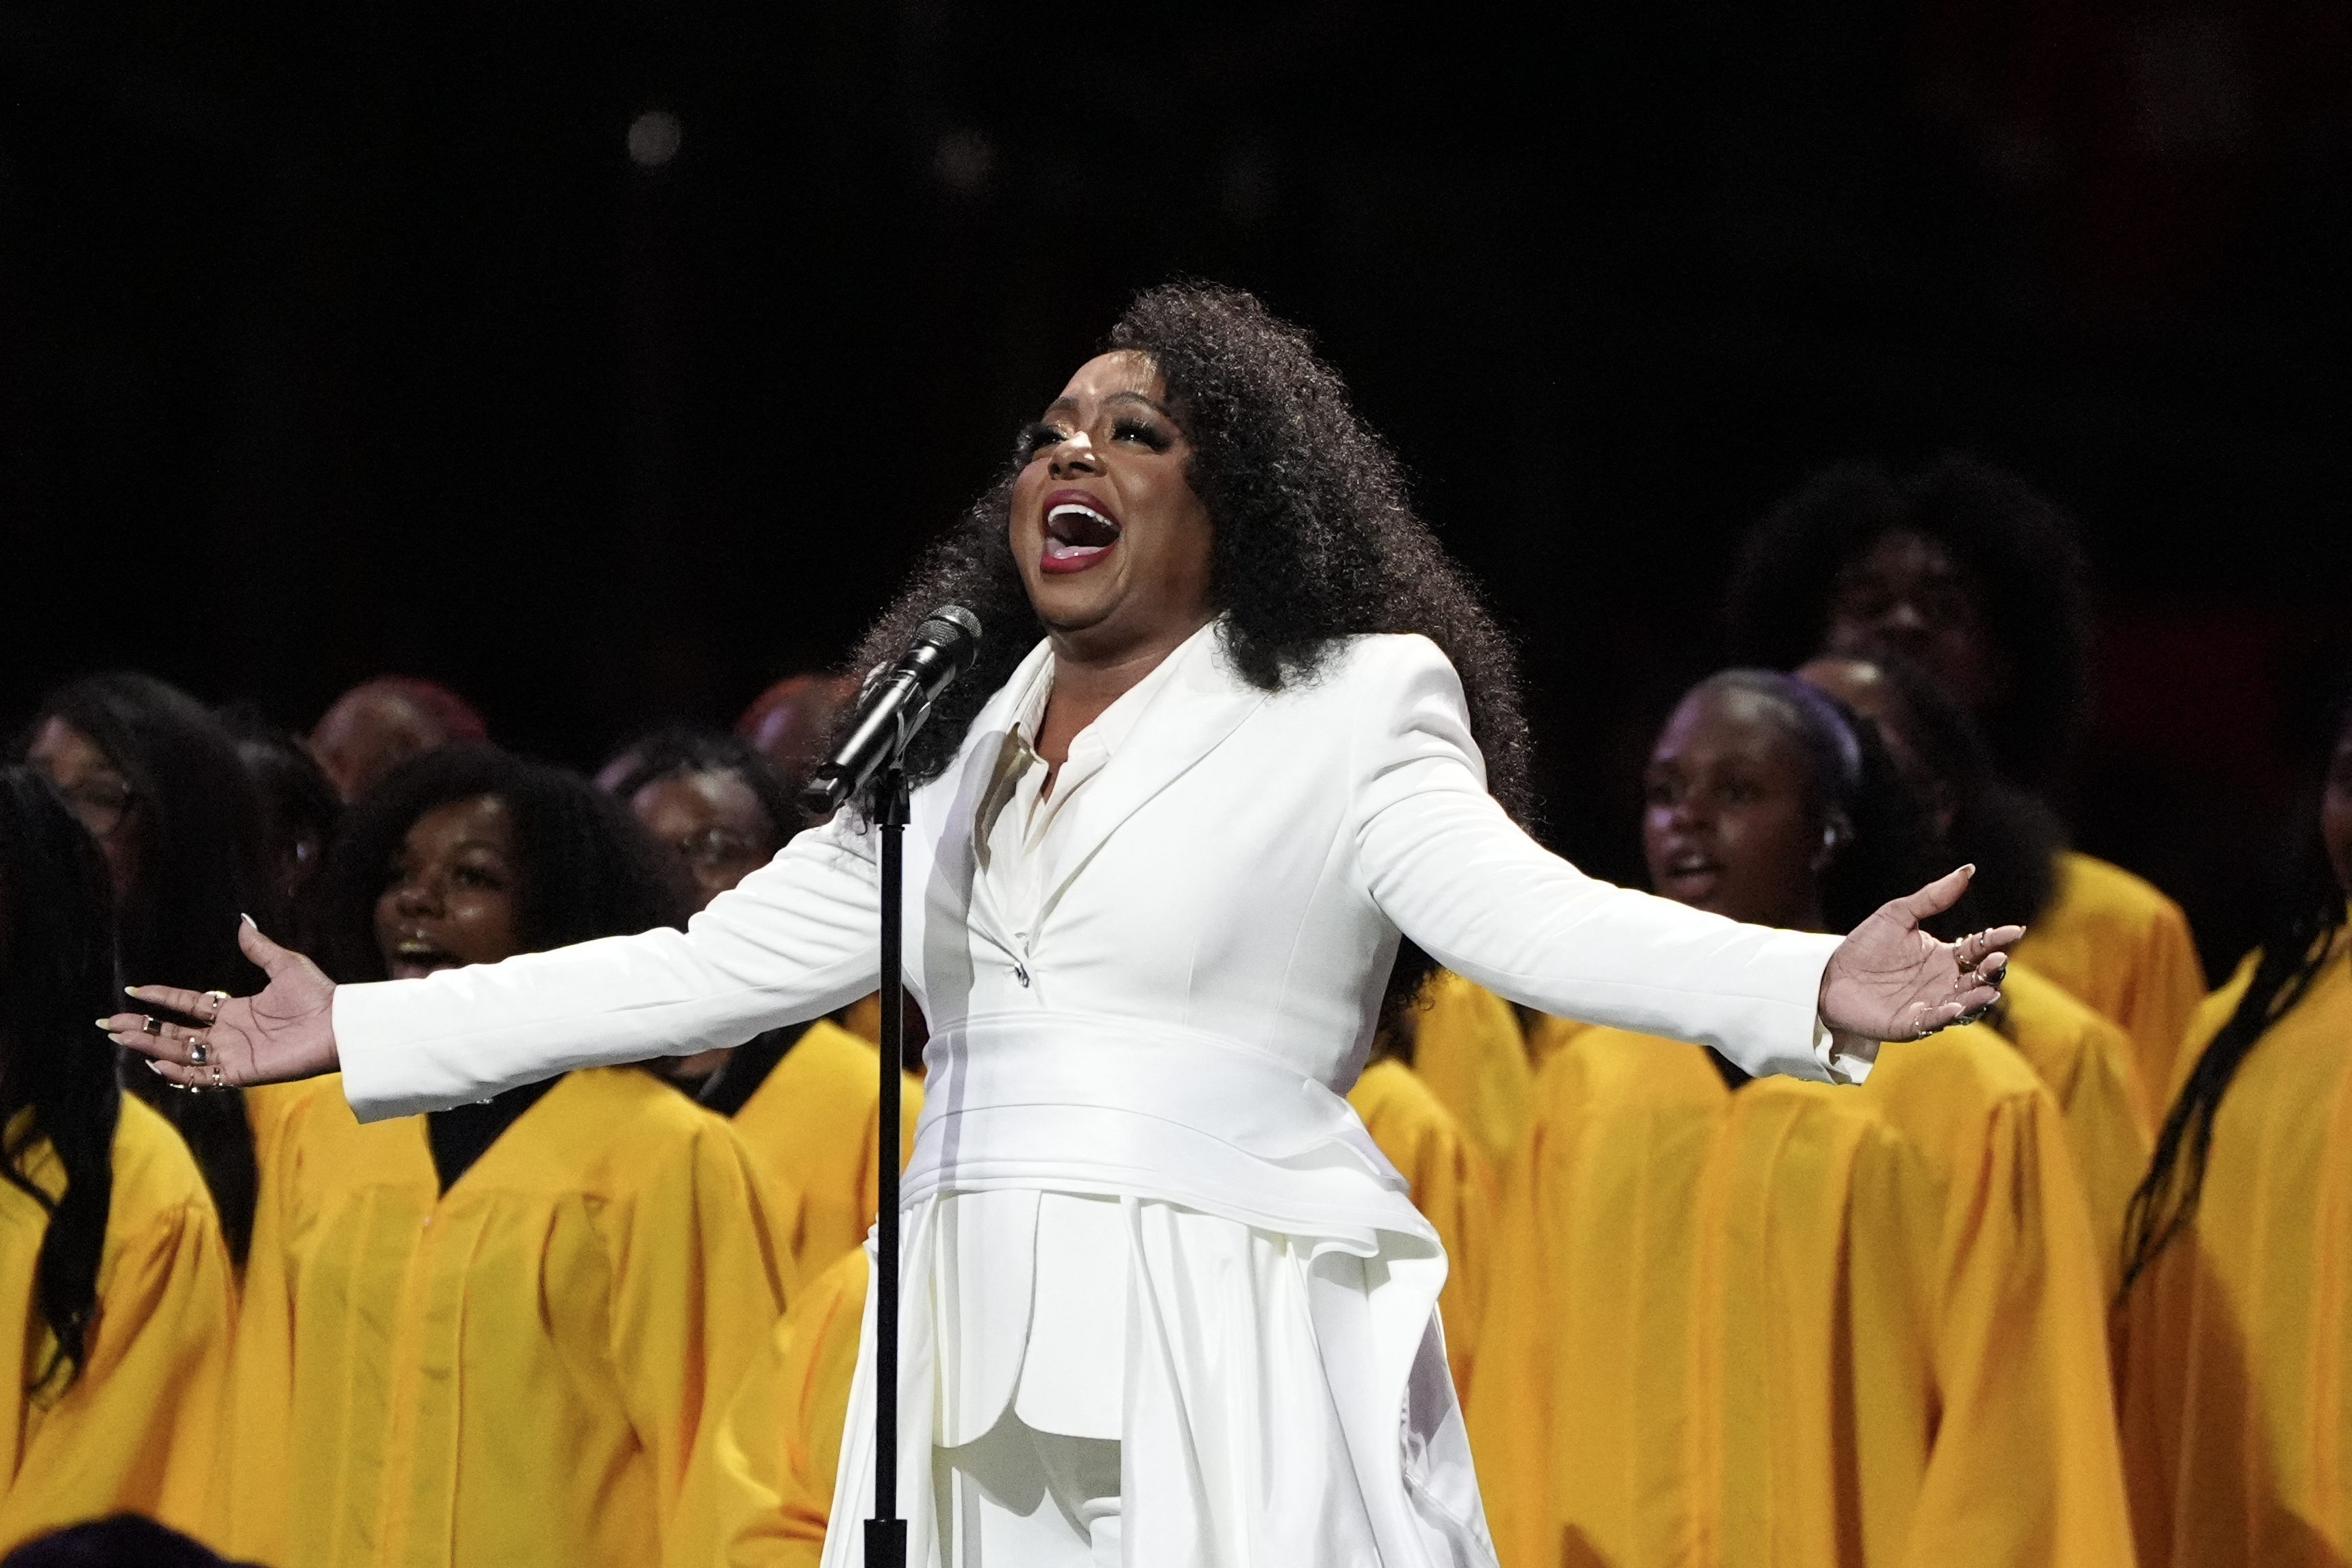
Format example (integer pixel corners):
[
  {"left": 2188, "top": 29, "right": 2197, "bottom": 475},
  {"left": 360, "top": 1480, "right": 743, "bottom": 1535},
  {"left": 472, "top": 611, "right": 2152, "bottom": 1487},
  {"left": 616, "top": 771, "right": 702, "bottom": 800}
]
[{"left": 601, "top": 726, "right": 922, "bottom": 1280}]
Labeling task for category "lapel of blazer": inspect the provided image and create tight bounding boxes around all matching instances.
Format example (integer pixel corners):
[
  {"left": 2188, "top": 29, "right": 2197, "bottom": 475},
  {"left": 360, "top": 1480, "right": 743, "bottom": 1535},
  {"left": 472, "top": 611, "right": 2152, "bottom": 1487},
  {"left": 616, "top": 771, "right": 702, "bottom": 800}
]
[
  {"left": 1031, "top": 626, "right": 1269, "bottom": 928},
  {"left": 928, "top": 637, "right": 1057, "bottom": 957}
]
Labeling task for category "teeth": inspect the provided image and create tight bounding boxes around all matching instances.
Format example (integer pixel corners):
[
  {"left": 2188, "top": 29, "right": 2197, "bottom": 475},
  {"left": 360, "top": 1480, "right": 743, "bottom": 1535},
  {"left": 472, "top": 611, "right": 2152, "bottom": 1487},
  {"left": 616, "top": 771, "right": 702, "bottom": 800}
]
[{"left": 1048, "top": 503, "right": 1113, "bottom": 526}]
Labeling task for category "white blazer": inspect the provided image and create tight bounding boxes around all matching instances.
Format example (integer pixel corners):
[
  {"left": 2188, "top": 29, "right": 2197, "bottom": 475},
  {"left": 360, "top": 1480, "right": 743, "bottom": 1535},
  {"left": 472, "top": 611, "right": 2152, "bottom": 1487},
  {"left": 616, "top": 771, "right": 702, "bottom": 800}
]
[{"left": 332, "top": 623, "right": 1850, "bottom": 1568}]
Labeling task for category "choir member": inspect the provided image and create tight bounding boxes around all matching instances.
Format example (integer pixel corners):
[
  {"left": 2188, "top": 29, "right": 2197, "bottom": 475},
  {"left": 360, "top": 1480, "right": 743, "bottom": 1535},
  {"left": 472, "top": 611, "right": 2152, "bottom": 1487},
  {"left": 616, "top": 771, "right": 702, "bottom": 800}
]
[
  {"left": 735, "top": 673, "right": 860, "bottom": 805},
  {"left": 217, "top": 707, "right": 342, "bottom": 932},
  {"left": 2116, "top": 689, "right": 2352, "bottom": 1567},
  {"left": 1471, "top": 670, "right": 2133, "bottom": 1567},
  {"left": 220, "top": 746, "right": 790, "bottom": 1568},
  {"left": 600, "top": 728, "right": 921, "bottom": 1278},
  {"left": 0, "top": 768, "right": 234, "bottom": 1552},
  {"left": 1727, "top": 457, "right": 2204, "bottom": 1097},
  {"left": 669, "top": 1248, "right": 871, "bottom": 1568},
  {"left": 305, "top": 676, "right": 488, "bottom": 802},
  {"left": 1801, "top": 655, "right": 2153, "bottom": 1276},
  {"left": 21, "top": 674, "right": 274, "bottom": 1266}
]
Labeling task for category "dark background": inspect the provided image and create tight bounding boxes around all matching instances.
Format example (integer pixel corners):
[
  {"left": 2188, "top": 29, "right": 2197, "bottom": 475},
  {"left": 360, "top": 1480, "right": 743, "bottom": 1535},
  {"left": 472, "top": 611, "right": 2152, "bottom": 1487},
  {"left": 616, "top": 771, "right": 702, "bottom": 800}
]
[{"left": 3, "top": 0, "right": 2347, "bottom": 975}]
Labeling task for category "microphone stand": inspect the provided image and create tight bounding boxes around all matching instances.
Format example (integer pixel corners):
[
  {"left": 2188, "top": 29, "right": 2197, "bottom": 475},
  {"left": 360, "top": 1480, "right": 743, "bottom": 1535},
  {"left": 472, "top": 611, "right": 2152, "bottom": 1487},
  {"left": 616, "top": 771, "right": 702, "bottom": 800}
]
[{"left": 865, "top": 765, "right": 909, "bottom": 1568}]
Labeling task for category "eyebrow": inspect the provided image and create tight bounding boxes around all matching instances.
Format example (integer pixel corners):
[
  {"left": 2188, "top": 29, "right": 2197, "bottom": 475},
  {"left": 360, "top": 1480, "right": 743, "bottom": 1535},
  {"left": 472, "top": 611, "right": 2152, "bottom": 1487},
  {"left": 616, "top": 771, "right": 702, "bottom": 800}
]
[{"left": 1041, "top": 390, "right": 1173, "bottom": 418}]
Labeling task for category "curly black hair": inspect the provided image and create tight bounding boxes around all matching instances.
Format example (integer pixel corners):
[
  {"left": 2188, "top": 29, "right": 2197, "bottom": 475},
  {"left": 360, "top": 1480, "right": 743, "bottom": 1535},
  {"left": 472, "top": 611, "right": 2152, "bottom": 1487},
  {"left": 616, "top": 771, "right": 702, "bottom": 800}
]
[
  {"left": 312, "top": 746, "right": 691, "bottom": 985},
  {"left": 0, "top": 767, "right": 123, "bottom": 1393},
  {"left": 839, "top": 286, "right": 1533, "bottom": 1017},
  {"left": 1723, "top": 455, "right": 2093, "bottom": 792},
  {"left": 598, "top": 726, "right": 800, "bottom": 846},
  {"left": 23, "top": 672, "right": 276, "bottom": 1265},
  {"left": 2119, "top": 687, "right": 2352, "bottom": 1298},
  {"left": 844, "top": 282, "right": 1532, "bottom": 819},
  {"left": 1682, "top": 670, "right": 1945, "bottom": 932}
]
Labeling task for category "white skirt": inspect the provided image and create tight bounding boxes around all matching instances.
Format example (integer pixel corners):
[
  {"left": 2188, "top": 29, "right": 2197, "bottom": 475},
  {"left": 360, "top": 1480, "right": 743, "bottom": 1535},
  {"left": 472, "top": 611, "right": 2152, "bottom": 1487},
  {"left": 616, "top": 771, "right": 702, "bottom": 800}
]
[{"left": 820, "top": 1187, "right": 1497, "bottom": 1568}]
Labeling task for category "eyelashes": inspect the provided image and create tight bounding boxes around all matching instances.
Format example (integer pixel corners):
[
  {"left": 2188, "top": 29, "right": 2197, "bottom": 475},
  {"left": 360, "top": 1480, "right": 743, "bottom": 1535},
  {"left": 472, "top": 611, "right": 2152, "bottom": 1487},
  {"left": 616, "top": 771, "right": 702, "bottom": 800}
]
[
  {"left": 1112, "top": 416, "right": 1172, "bottom": 451},
  {"left": 1013, "top": 416, "right": 1175, "bottom": 458}
]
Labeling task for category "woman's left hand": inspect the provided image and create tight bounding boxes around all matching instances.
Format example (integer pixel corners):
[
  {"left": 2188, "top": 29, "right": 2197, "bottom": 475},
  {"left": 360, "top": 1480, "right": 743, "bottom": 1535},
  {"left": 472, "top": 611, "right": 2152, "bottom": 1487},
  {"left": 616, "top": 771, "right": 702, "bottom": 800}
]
[{"left": 1818, "top": 865, "right": 2023, "bottom": 1050}]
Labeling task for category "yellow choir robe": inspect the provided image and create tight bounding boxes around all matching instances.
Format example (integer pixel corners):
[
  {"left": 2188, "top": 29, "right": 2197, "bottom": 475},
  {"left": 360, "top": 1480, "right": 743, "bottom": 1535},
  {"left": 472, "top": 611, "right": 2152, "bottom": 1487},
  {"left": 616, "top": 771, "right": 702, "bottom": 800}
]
[
  {"left": 1347, "top": 1056, "right": 1496, "bottom": 1393},
  {"left": 1987, "top": 960, "right": 2153, "bottom": 1296},
  {"left": 669, "top": 1247, "right": 870, "bottom": 1568},
  {"left": 1521, "top": 1010, "right": 1592, "bottom": 1074},
  {"left": 2119, "top": 930, "right": 2352, "bottom": 1568},
  {"left": 0, "top": 1094, "right": 235, "bottom": 1553},
  {"left": 731, "top": 1020, "right": 923, "bottom": 1282},
  {"left": 1470, "top": 1022, "right": 2134, "bottom": 1568},
  {"left": 218, "top": 1078, "right": 330, "bottom": 1556},
  {"left": 1408, "top": 970, "right": 1534, "bottom": 1173},
  {"left": 2012, "top": 849, "right": 2205, "bottom": 1126},
  {"left": 229, "top": 1066, "right": 791, "bottom": 1568}
]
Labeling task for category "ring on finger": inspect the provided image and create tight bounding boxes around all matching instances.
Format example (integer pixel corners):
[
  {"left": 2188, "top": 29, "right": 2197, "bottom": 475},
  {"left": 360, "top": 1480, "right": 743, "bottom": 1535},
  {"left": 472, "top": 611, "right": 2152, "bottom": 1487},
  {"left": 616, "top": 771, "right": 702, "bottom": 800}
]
[
  {"left": 140, "top": 1015, "right": 163, "bottom": 1037},
  {"left": 203, "top": 989, "right": 229, "bottom": 1024},
  {"left": 188, "top": 1034, "right": 210, "bottom": 1067},
  {"left": 209, "top": 1064, "right": 227, "bottom": 1089}
]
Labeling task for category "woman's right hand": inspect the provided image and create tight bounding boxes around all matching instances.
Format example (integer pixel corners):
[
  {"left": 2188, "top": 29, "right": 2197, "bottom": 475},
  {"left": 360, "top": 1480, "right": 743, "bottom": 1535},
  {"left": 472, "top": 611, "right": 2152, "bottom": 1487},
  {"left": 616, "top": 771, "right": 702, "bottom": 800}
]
[{"left": 100, "top": 916, "right": 339, "bottom": 1089}]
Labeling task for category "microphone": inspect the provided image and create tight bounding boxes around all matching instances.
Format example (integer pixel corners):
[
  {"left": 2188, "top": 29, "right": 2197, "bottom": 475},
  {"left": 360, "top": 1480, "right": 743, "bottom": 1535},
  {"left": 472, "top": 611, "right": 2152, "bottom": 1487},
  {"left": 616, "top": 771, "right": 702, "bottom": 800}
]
[{"left": 800, "top": 605, "right": 983, "bottom": 814}]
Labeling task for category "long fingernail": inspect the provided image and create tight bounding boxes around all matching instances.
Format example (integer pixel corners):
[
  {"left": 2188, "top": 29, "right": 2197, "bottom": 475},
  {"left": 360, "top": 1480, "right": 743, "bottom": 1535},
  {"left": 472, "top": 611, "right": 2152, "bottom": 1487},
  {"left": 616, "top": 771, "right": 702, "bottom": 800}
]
[
  {"left": 240, "top": 913, "right": 256, "bottom": 928},
  {"left": 94, "top": 1018, "right": 114, "bottom": 1031},
  {"left": 144, "top": 1060, "right": 168, "bottom": 1076},
  {"left": 124, "top": 985, "right": 142, "bottom": 998}
]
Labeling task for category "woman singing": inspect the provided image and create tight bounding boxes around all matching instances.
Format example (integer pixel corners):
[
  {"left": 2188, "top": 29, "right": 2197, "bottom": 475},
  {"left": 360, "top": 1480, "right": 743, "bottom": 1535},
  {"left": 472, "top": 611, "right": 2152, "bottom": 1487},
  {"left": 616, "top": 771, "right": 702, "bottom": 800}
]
[{"left": 109, "top": 286, "right": 2016, "bottom": 1567}]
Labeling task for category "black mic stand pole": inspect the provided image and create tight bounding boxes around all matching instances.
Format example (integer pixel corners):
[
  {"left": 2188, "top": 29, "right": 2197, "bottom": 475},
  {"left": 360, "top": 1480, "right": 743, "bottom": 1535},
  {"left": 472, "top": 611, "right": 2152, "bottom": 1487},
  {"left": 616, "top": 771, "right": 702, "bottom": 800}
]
[{"left": 865, "top": 765, "right": 909, "bottom": 1568}]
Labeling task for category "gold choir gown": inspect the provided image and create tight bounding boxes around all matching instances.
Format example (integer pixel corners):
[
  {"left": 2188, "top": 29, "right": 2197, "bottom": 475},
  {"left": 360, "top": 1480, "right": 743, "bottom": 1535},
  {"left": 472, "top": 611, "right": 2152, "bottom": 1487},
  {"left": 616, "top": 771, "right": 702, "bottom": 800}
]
[
  {"left": 1471, "top": 1022, "right": 2136, "bottom": 1568},
  {"left": 2012, "top": 849, "right": 2204, "bottom": 1125},
  {"left": 0, "top": 1095, "right": 235, "bottom": 1552},
  {"left": 1404, "top": 970, "right": 1534, "bottom": 1176},
  {"left": 1983, "top": 960, "right": 2152, "bottom": 1295},
  {"left": 731, "top": 1018, "right": 923, "bottom": 1281},
  {"left": 1347, "top": 1054, "right": 1496, "bottom": 1393},
  {"left": 224, "top": 1066, "right": 792, "bottom": 1568},
  {"left": 2119, "top": 928, "right": 2352, "bottom": 1567}
]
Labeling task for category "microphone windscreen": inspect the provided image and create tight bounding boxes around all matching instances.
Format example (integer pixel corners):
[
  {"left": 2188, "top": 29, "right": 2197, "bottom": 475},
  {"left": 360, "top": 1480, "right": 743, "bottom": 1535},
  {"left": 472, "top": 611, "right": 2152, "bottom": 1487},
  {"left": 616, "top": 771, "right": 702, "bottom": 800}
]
[{"left": 917, "top": 605, "right": 983, "bottom": 670}]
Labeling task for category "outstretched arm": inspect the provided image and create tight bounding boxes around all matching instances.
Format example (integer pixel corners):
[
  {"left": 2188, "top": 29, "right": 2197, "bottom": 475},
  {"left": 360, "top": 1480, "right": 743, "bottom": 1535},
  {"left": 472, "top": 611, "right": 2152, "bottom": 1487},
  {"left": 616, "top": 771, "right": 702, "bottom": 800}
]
[
  {"left": 108, "top": 817, "right": 886, "bottom": 1120},
  {"left": 1351, "top": 637, "right": 2014, "bottom": 1082}
]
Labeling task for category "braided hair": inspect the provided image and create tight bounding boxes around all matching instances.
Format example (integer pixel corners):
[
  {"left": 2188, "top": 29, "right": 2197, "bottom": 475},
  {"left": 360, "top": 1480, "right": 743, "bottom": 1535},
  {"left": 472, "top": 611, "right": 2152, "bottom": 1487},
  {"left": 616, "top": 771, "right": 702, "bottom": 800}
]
[{"left": 2119, "top": 691, "right": 2352, "bottom": 1297}]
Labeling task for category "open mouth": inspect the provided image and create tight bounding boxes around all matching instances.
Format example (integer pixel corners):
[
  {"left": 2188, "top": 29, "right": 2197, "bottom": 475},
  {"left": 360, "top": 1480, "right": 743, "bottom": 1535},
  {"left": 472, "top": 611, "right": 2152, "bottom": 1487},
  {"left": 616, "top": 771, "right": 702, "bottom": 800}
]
[
  {"left": 390, "top": 936, "right": 460, "bottom": 981},
  {"left": 1041, "top": 496, "right": 1122, "bottom": 575},
  {"left": 1658, "top": 854, "right": 1723, "bottom": 900}
]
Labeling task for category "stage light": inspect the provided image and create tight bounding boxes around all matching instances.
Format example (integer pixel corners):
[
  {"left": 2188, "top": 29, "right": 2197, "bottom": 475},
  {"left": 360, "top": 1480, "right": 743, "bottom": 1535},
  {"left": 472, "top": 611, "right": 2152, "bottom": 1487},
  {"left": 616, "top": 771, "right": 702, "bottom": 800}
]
[
  {"left": 628, "top": 110, "right": 683, "bottom": 169},
  {"left": 933, "top": 128, "right": 994, "bottom": 198}
]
